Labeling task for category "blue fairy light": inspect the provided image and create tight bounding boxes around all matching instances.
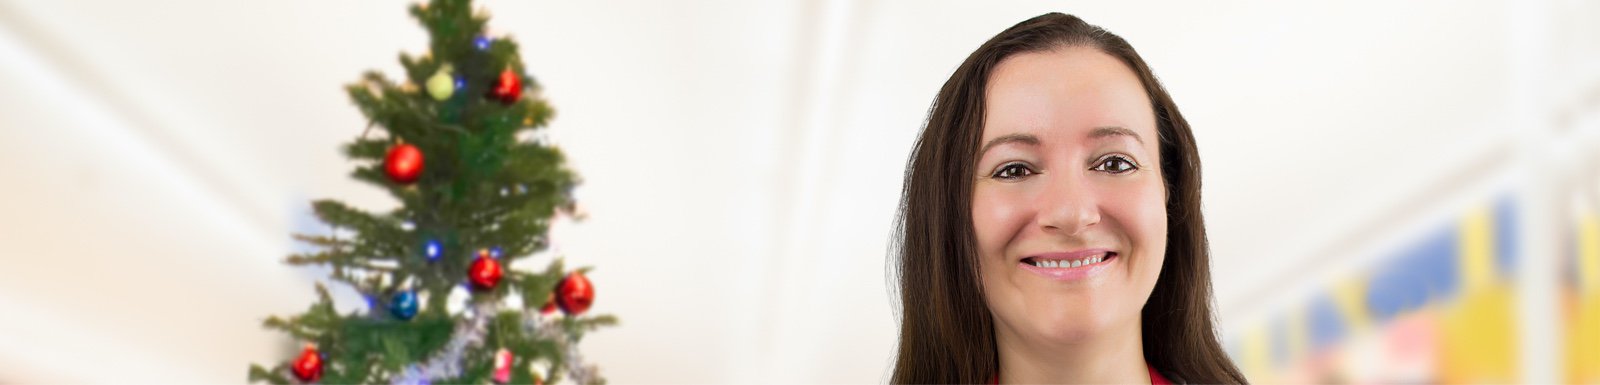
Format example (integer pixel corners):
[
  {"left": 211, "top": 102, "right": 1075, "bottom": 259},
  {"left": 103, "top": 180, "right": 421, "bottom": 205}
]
[
  {"left": 425, "top": 240, "right": 442, "bottom": 261},
  {"left": 490, "top": 246, "right": 503, "bottom": 259},
  {"left": 474, "top": 36, "right": 491, "bottom": 51},
  {"left": 453, "top": 76, "right": 465, "bottom": 91}
]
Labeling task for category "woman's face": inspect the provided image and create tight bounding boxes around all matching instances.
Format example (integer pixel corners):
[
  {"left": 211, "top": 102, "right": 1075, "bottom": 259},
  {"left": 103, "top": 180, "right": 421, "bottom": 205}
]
[{"left": 973, "top": 46, "right": 1166, "bottom": 347}]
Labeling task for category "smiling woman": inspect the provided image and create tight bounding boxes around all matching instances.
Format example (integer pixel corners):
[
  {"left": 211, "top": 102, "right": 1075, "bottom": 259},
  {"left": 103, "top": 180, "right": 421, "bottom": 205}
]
[{"left": 889, "top": 13, "right": 1246, "bottom": 384}]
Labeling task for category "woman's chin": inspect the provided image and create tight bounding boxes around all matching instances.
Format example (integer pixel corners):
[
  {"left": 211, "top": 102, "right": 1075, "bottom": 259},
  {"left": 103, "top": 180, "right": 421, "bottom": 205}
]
[
  {"left": 1012, "top": 304, "right": 1133, "bottom": 346},
  {"left": 992, "top": 282, "right": 1142, "bottom": 346},
  {"left": 1028, "top": 318, "right": 1109, "bottom": 344}
]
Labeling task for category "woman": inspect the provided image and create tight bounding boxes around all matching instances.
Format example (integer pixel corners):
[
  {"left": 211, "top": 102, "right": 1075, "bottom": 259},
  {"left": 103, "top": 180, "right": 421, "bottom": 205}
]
[{"left": 889, "top": 13, "right": 1247, "bottom": 384}]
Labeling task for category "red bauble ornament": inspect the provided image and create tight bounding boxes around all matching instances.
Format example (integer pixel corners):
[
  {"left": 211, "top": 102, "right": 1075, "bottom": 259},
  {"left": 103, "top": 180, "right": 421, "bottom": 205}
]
[
  {"left": 540, "top": 292, "right": 558, "bottom": 315},
  {"left": 555, "top": 271, "right": 595, "bottom": 315},
  {"left": 290, "top": 344, "right": 324, "bottom": 383},
  {"left": 492, "top": 348, "right": 514, "bottom": 384},
  {"left": 469, "top": 254, "right": 504, "bottom": 291},
  {"left": 384, "top": 143, "right": 424, "bottom": 184},
  {"left": 487, "top": 68, "right": 522, "bottom": 105}
]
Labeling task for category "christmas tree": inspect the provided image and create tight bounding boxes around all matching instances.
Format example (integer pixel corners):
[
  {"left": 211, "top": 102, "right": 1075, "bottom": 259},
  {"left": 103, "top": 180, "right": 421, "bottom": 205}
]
[{"left": 248, "top": 0, "right": 615, "bottom": 383}]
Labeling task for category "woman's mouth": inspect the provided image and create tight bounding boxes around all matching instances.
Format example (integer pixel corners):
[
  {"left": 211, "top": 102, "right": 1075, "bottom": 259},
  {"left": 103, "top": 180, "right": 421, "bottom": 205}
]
[
  {"left": 1017, "top": 250, "right": 1118, "bottom": 281},
  {"left": 1022, "top": 252, "right": 1115, "bottom": 268}
]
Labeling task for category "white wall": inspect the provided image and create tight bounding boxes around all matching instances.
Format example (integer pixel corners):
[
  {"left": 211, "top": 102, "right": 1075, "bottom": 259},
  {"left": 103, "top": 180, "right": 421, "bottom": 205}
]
[{"left": 0, "top": 0, "right": 1594, "bottom": 383}]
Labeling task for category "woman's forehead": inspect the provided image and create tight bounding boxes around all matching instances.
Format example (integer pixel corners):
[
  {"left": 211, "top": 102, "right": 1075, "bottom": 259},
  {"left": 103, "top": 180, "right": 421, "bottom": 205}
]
[{"left": 982, "top": 47, "right": 1156, "bottom": 143}]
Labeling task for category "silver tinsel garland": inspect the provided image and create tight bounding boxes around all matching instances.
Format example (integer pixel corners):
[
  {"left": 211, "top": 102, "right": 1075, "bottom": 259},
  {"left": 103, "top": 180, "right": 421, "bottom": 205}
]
[{"left": 389, "top": 301, "right": 598, "bottom": 385}]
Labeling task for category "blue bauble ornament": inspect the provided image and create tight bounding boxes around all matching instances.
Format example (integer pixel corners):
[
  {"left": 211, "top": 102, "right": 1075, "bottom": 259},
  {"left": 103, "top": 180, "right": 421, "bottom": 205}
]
[{"left": 390, "top": 290, "right": 419, "bottom": 320}]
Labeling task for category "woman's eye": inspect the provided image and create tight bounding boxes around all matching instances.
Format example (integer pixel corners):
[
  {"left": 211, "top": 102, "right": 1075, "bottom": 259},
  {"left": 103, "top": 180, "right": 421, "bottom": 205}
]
[
  {"left": 1091, "top": 155, "right": 1139, "bottom": 174},
  {"left": 991, "top": 163, "right": 1035, "bottom": 180}
]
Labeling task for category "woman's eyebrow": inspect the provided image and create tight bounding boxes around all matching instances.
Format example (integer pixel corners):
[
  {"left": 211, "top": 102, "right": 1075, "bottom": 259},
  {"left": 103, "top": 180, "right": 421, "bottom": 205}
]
[
  {"left": 978, "top": 133, "right": 1039, "bottom": 159},
  {"left": 1089, "top": 126, "right": 1143, "bottom": 144}
]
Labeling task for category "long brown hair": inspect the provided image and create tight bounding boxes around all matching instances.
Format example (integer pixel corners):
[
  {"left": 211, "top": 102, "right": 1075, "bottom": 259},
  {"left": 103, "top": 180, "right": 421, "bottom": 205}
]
[{"left": 889, "top": 13, "right": 1246, "bottom": 384}]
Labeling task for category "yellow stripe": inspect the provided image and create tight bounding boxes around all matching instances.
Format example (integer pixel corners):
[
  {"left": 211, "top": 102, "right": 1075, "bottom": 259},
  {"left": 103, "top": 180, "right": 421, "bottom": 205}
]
[
  {"left": 1459, "top": 205, "right": 1497, "bottom": 290},
  {"left": 1579, "top": 211, "right": 1600, "bottom": 293},
  {"left": 1330, "top": 277, "right": 1372, "bottom": 333},
  {"left": 1285, "top": 303, "right": 1308, "bottom": 362},
  {"left": 1440, "top": 284, "right": 1518, "bottom": 382},
  {"left": 1242, "top": 322, "right": 1272, "bottom": 382},
  {"left": 1572, "top": 206, "right": 1600, "bottom": 382},
  {"left": 1568, "top": 294, "right": 1600, "bottom": 382},
  {"left": 1440, "top": 203, "right": 1517, "bottom": 382}
]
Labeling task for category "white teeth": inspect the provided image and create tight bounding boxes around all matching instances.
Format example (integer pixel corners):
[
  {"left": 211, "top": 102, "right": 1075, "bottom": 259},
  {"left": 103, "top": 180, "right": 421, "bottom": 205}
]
[{"left": 1033, "top": 256, "right": 1112, "bottom": 268}]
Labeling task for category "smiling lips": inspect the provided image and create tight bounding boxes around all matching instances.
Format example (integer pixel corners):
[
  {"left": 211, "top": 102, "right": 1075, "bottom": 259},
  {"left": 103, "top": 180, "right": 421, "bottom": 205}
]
[
  {"left": 1025, "top": 253, "right": 1110, "bottom": 268},
  {"left": 1018, "top": 249, "right": 1118, "bottom": 281}
]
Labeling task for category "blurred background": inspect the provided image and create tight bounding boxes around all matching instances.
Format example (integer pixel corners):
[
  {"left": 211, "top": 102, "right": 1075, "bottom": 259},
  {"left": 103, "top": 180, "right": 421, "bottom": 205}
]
[{"left": 2, "top": 0, "right": 1598, "bottom": 383}]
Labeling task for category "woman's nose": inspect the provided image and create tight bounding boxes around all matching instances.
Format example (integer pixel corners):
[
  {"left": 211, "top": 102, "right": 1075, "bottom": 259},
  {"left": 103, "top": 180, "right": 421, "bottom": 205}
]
[{"left": 1035, "top": 173, "right": 1101, "bottom": 236}]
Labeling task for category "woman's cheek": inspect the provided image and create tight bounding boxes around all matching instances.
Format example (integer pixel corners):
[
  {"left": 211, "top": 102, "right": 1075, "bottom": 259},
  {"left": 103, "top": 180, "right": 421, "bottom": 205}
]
[
  {"left": 1139, "top": 178, "right": 1168, "bottom": 245},
  {"left": 972, "top": 187, "right": 1030, "bottom": 256},
  {"left": 1113, "top": 177, "right": 1167, "bottom": 273},
  {"left": 1125, "top": 183, "right": 1164, "bottom": 228}
]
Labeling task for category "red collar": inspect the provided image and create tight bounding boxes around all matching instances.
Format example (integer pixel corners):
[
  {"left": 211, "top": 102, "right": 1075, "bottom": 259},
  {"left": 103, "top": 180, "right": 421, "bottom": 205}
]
[
  {"left": 1148, "top": 364, "right": 1172, "bottom": 385},
  {"left": 991, "top": 363, "right": 1172, "bottom": 384}
]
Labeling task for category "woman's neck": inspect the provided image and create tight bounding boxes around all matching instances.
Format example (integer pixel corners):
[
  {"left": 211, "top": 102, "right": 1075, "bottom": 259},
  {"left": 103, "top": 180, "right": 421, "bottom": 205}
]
[{"left": 994, "top": 319, "right": 1149, "bottom": 384}]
